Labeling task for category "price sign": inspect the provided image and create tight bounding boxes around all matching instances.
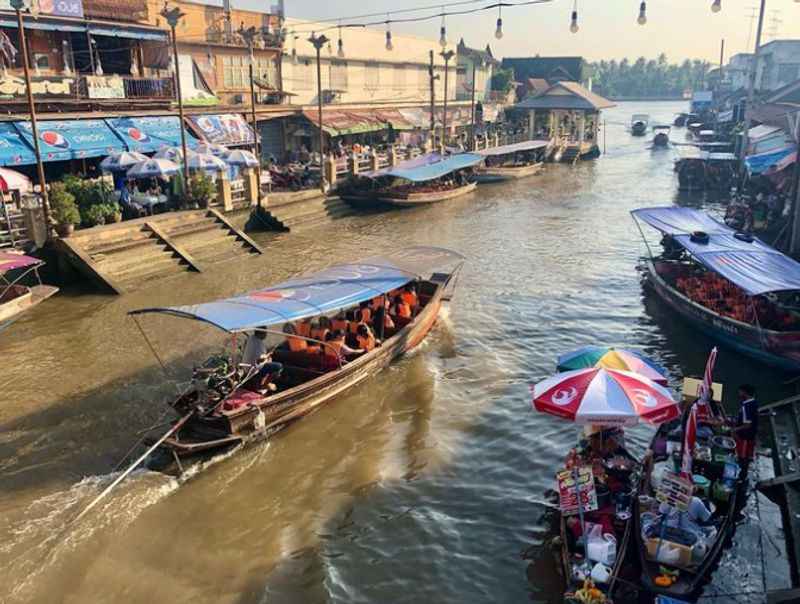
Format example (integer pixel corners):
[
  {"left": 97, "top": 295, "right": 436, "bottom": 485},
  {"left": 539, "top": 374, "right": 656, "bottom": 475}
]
[
  {"left": 557, "top": 466, "right": 598, "bottom": 516},
  {"left": 656, "top": 471, "right": 693, "bottom": 512}
]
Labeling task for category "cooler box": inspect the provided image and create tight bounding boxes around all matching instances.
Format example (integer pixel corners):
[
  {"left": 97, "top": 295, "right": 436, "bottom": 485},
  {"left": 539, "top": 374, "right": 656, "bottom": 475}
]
[{"left": 645, "top": 538, "right": 693, "bottom": 568}]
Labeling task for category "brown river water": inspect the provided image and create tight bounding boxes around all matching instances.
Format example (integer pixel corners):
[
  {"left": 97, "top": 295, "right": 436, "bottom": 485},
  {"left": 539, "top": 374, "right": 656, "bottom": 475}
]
[{"left": 0, "top": 102, "right": 794, "bottom": 603}]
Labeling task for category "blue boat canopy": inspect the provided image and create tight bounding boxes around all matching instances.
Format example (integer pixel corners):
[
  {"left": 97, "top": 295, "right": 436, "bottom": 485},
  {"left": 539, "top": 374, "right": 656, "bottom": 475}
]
[
  {"left": 476, "top": 140, "right": 549, "bottom": 157},
  {"left": 130, "top": 246, "right": 464, "bottom": 332},
  {"left": 362, "top": 152, "right": 482, "bottom": 182},
  {"left": 632, "top": 206, "right": 800, "bottom": 295}
]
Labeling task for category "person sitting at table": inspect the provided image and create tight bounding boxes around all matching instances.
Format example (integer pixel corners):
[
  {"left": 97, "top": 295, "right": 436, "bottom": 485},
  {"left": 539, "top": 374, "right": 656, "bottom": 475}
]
[{"left": 120, "top": 181, "right": 145, "bottom": 219}]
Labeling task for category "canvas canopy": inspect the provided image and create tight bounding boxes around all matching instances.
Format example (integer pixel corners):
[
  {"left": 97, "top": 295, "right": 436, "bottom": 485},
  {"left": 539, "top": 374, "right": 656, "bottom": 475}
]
[
  {"left": 476, "top": 140, "right": 549, "bottom": 157},
  {"left": 0, "top": 252, "right": 40, "bottom": 273},
  {"left": 632, "top": 206, "right": 800, "bottom": 295},
  {"left": 361, "top": 152, "right": 482, "bottom": 182},
  {"left": 130, "top": 246, "right": 464, "bottom": 332}
]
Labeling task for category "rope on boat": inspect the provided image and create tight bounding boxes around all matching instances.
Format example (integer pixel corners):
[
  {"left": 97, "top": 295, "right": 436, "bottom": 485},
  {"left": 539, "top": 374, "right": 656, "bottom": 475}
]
[{"left": 132, "top": 315, "right": 170, "bottom": 376}]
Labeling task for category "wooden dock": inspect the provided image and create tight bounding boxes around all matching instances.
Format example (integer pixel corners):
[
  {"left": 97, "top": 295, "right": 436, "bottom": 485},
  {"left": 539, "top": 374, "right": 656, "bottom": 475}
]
[{"left": 55, "top": 209, "right": 263, "bottom": 294}]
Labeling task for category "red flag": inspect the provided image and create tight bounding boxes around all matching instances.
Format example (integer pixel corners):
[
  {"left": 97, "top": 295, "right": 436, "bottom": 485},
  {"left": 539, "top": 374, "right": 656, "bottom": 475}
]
[
  {"left": 696, "top": 347, "right": 718, "bottom": 420},
  {"left": 682, "top": 404, "right": 697, "bottom": 476}
]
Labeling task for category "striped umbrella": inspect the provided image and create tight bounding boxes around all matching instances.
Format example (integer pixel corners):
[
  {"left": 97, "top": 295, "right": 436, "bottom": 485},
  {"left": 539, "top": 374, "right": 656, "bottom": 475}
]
[
  {"left": 532, "top": 368, "right": 679, "bottom": 426},
  {"left": 195, "top": 142, "right": 229, "bottom": 157},
  {"left": 153, "top": 146, "right": 197, "bottom": 163},
  {"left": 126, "top": 158, "right": 180, "bottom": 179},
  {"left": 186, "top": 153, "right": 228, "bottom": 172},
  {"left": 557, "top": 345, "right": 668, "bottom": 386},
  {"left": 223, "top": 149, "right": 259, "bottom": 168},
  {"left": 100, "top": 151, "right": 148, "bottom": 172}
]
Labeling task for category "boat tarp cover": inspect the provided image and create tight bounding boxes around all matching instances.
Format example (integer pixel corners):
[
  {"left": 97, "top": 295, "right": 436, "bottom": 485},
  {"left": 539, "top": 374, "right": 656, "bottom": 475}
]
[
  {"left": 745, "top": 145, "right": 797, "bottom": 175},
  {"left": 129, "top": 246, "right": 464, "bottom": 332},
  {"left": 0, "top": 252, "right": 40, "bottom": 273},
  {"left": 476, "top": 140, "right": 549, "bottom": 157},
  {"left": 632, "top": 206, "right": 800, "bottom": 295},
  {"left": 361, "top": 152, "right": 483, "bottom": 182}
]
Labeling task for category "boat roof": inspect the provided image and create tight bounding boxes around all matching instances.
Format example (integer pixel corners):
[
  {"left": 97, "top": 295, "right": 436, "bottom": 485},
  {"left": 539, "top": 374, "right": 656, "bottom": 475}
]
[
  {"left": 129, "top": 246, "right": 464, "bottom": 332},
  {"left": 0, "top": 251, "right": 41, "bottom": 273},
  {"left": 361, "top": 152, "right": 483, "bottom": 182},
  {"left": 632, "top": 206, "right": 800, "bottom": 295},
  {"left": 476, "top": 139, "right": 549, "bottom": 157}
]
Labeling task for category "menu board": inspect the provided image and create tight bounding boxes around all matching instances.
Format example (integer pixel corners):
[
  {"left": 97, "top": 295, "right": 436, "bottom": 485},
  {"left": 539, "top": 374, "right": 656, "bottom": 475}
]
[
  {"left": 655, "top": 471, "right": 693, "bottom": 512},
  {"left": 556, "top": 466, "right": 598, "bottom": 516}
]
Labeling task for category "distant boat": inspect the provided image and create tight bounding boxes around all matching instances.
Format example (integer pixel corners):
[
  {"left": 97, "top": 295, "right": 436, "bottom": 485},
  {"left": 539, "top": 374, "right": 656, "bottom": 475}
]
[
  {"left": 652, "top": 125, "right": 671, "bottom": 147},
  {"left": 0, "top": 251, "right": 58, "bottom": 330},
  {"left": 631, "top": 114, "right": 650, "bottom": 136}
]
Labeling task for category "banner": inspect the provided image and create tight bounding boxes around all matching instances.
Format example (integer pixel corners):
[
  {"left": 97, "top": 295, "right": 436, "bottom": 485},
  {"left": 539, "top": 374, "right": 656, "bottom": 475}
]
[
  {"left": 14, "top": 118, "right": 124, "bottom": 161},
  {"left": 556, "top": 466, "right": 598, "bottom": 516},
  {"left": 0, "top": 0, "right": 84, "bottom": 17},
  {"left": 85, "top": 75, "right": 124, "bottom": 99},
  {"left": 189, "top": 113, "right": 255, "bottom": 146},
  {"left": 655, "top": 471, "right": 693, "bottom": 512},
  {"left": 0, "top": 74, "right": 74, "bottom": 98}
]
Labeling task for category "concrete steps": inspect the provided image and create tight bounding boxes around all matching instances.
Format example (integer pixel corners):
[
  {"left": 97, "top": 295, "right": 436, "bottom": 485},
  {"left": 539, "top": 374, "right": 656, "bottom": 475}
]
[{"left": 263, "top": 196, "right": 357, "bottom": 232}]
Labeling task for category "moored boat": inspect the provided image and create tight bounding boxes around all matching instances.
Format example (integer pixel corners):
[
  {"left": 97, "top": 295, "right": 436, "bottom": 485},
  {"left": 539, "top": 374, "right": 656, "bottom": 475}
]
[
  {"left": 0, "top": 251, "right": 58, "bottom": 330},
  {"left": 652, "top": 125, "right": 671, "bottom": 147},
  {"left": 632, "top": 207, "right": 800, "bottom": 370},
  {"left": 631, "top": 114, "right": 650, "bottom": 136},
  {"left": 474, "top": 140, "right": 549, "bottom": 183},
  {"left": 129, "top": 246, "right": 464, "bottom": 472}
]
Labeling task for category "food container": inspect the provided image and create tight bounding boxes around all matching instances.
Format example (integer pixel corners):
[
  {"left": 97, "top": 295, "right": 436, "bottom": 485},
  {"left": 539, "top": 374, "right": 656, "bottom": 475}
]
[
  {"left": 692, "top": 474, "right": 711, "bottom": 498},
  {"left": 711, "top": 435, "right": 737, "bottom": 458}
]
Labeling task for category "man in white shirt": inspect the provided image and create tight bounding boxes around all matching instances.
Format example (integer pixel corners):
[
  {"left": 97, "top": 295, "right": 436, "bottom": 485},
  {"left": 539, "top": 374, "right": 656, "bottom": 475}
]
[{"left": 241, "top": 330, "right": 282, "bottom": 392}]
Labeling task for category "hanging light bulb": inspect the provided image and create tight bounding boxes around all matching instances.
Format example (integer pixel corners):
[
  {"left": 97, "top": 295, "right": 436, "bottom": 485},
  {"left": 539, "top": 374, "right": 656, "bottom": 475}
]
[
  {"left": 495, "top": 6, "right": 503, "bottom": 39},
  {"left": 291, "top": 31, "right": 298, "bottom": 64},
  {"left": 439, "top": 14, "right": 447, "bottom": 48},
  {"left": 386, "top": 17, "right": 393, "bottom": 51},
  {"left": 711, "top": 0, "right": 721, "bottom": 12},
  {"left": 337, "top": 27, "right": 345, "bottom": 58},
  {"left": 637, "top": 1, "right": 647, "bottom": 25},
  {"left": 570, "top": 10, "right": 579, "bottom": 33}
]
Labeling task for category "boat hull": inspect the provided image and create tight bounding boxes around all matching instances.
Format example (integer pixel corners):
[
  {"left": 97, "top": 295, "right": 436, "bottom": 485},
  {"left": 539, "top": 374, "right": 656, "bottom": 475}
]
[
  {"left": 644, "top": 260, "right": 800, "bottom": 370},
  {"left": 0, "top": 284, "right": 58, "bottom": 325},
  {"left": 474, "top": 162, "right": 542, "bottom": 183},
  {"left": 377, "top": 182, "right": 477, "bottom": 206},
  {"left": 653, "top": 133, "right": 669, "bottom": 147},
  {"left": 632, "top": 123, "right": 648, "bottom": 136}
]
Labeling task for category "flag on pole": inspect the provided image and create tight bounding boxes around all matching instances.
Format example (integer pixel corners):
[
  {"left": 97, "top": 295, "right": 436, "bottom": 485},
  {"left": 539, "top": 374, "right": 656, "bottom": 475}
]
[
  {"left": 681, "top": 403, "right": 697, "bottom": 476},
  {"left": 696, "top": 346, "right": 718, "bottom": 420}
]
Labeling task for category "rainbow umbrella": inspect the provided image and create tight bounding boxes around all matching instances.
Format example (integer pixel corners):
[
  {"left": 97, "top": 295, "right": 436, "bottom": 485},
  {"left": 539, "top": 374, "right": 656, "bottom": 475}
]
[{"left": 557, "top": 345, "right": 668, "bottom": 386}]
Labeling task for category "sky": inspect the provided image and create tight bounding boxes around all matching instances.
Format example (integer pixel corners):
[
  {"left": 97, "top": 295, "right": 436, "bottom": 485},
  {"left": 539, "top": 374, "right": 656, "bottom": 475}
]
[{"left": 230, "top": 0, "right": 800, "bottom": 64}]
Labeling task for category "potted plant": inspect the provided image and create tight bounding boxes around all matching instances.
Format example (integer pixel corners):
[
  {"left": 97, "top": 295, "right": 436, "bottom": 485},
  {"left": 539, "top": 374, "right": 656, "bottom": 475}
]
[
  {"left": 104, "top": 202, "right": 122, "bottom": 223},
  {"left": 49, "top": 182, "right": 80, "bottom": 237},
  {"left": 186, "top": 172, "right": 216, "bottom": 209},
  {"left": 83, "top": 204, "right": 108, "bottom": 227}
]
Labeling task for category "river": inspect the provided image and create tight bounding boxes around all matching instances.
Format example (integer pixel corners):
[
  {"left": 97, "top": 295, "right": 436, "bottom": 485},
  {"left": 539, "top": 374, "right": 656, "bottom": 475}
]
[{"left": 0, "top": 101, "right": 792, "bottom": 603}]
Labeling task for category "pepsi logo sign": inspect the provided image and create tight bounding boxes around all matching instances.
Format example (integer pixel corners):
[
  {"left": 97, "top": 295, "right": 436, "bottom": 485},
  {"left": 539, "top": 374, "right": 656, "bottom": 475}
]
[
  {"left": 128, "top": 128, "right": 150, "bottom": 143},
  {"left": 41, "top": 131, "right": 69, "bottom": 149}
]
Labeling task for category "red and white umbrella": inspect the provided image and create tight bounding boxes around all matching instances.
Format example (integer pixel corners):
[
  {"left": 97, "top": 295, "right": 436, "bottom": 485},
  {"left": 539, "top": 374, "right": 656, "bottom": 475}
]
[
  {"left": 532, "top": 367, "right": 680, "bottom": 426},
  {"left": 0, "top": 168, "right": 31, "bottom": 193}
]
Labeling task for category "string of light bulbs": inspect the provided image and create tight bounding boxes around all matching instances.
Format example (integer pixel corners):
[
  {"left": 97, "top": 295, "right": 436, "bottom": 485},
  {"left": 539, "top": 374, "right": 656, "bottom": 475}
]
[{"left": 568, "top": 0, "right": 724, "bottom": 35}]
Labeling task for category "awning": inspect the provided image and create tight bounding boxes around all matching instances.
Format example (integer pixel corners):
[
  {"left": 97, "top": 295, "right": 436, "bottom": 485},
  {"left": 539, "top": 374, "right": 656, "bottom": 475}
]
[
  {"left": 301, "top": 108, "right": 411, "bottom": 136},
  {"left": 129, "top": 246, "right": 465, "bottom": 332},
  {"left": 0, "top": 251, "right": 40, "bottom": 273},
  {"left": 632, "top": 206, "right": 800, "bottom": 295},
  {"left": 476, "top": 140, "right": 549, "bottom": 157},
  {"left": 88, "top": 24, "right": 168, "bottom": 41},
  {"left": 0, "top": 122, "right": 36, "bottom": 166},
  {"left": 748, "top": 124, "right": 783, "bottom": 142},
  {"left": 106, "top": 116, "right": 199, "bottom": 153},
  {"left": 362, "top": 152, "right": 483, "bottom": 182},
  {"left": 14, "top": 119, "right": 125, "bottom": 161},
  {"left": 745, "top": 145, "right": 797, "bottom": 175},
  {"left": 187, "top": 113, "right": 255, "bottom": 146},
  {"left": 0, "top": 17, "right": 86, "bottom": 32}
]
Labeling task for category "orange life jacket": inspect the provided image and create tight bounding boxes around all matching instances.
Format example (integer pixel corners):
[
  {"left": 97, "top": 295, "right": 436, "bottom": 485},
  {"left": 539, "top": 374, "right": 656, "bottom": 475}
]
[
  {"left": 295, "top": 322, "right": 311, "bottom": 338},
  {"left": 357, "top": 333, "right": 375, "bottom": 351},
  {"left": 396, "top": 301, "right": 411, "bottom": 319},
  {"left": 401, "top": 291, "right": 417, "bottom": 308},
  {"left": 311, "top": 328, "right": 329, "bottom": 342},
  {"left": 288, "top": 336, "right": 308, "bottom": 353}
]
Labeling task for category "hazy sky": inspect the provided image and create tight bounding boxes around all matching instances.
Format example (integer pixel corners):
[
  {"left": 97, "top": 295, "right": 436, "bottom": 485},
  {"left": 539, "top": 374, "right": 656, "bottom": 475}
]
[{"left": 232, "top": 0, "right": 800, "bottom": 63}]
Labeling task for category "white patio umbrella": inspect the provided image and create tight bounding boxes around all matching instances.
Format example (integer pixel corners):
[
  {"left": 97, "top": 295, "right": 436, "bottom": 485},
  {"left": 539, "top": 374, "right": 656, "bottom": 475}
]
[
  {"left": 223, "top": 149, "right": 259, "bottom": 168},
  {"left": 194, "top": 142, "right": 229, "bottom": 157},
  {"left": 153, "top": 146, "right": 197, "bottom": 163},
  {"left": 0, "top": 168, "right": 31, "bottom": 193},
  {"left": 100, "top": 151, "right": 148, "bottom": 172},
  {"left": 126, "top": 158, "right": 180, "bottom": 179},
  {"left": 186, "top": 153, "right": 228, "bottom": 172}
]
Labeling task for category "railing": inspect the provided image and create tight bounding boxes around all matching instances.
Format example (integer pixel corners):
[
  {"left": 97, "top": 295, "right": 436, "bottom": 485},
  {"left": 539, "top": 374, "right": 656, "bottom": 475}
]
[
  {"left": 123, "top": 77, "right": 174, "bottom": 100},
  {"left": 73, "top": 76, "right": 174, "bottom": 101}
]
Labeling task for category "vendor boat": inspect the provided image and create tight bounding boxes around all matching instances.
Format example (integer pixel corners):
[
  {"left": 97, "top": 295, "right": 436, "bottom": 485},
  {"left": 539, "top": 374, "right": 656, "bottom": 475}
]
[
  {"left": 0, "top": 251, "right": 58, "bottom": 330},
  {"left": 632, "top": 207, "right": 800, "bottom": 371},
  {"left": 632, "top": 378, "right": 748, "bottom": 598},
  {"left": 652, "top": 126, "right": 671, "bottom": 148},
  {"left": 342, "top": 152, "right": 482, "bottom": 208},
  {"left": 129, "top": 246, "right": 464, "bottom": 472},
  {"left": 631, "top": 114, "right": 650, "bottom": 136},
  {"left": 473, "top": 140, "right": 549, "bottom": 183}
]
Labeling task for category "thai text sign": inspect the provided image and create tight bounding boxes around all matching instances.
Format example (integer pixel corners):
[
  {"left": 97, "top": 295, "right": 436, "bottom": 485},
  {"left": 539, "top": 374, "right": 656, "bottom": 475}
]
[
  {"left": 556, "top": 466, "right": 598, "bottom": 516},
  {"left": 0, "top": 0, "right": 84, "bottom": 17},
  {"left": 0, "top": 75, "right": 73, "bottom": 98},
  {"left": 85, "top": 75, "right": 124, "bottom": 99},
  {"left": 655, "top": 471, "right": 693, "bottom": 512}
]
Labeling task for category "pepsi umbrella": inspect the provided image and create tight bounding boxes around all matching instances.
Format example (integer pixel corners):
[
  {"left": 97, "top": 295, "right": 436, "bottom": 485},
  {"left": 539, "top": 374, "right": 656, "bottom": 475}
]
[
  {"left": 557, "top": 346, "right": 668, "bottom": 386},
  {"left": 100, "top": 151, "right": 148, "bottom": 172},
  {"left": 532, "top": 368, "right": 680, "bottom": 426},
  {"left": 126, "top": 158, "right": 180, "bottom": 179},
  {"left": 195, "top": 142, "right": 229, "bottom": 157},
  {"left": 153, "top": 146, "right": 196, "bottom": 163},
  {"left": 223, "top": 149, "right": 259, "bottom": 168},
  {"left": 186, "top": 153, "right": 228, "bottom": 172}
]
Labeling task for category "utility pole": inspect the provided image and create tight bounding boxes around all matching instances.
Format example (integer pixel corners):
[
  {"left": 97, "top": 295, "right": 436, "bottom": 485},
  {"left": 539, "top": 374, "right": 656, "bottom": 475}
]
[
  {"left": 239, "top": 25, "right": 262, "bottom": 202},
  {"left": 11, "top": 0, "right": 50, "bottom": 238},
  {"left": 440, "top": 49, "right": 454, "bottom": 151},
  {"left": 162, "top": 4, "right": 190, "bottom": 185},
  {"left": 428, "top": 50, "right": 438, "bottom": 149},
  {"left": 469, "top": 59, "right": 478, "bottom": 151},
  {"left": 739, "top": 0, "right": 766, "bottom": 178},
  {"left": 718, "top": 39, "right": 725, "bottom": 94},
  {"left": 308, "top": 33, "right": 329, "bottom": 192}
]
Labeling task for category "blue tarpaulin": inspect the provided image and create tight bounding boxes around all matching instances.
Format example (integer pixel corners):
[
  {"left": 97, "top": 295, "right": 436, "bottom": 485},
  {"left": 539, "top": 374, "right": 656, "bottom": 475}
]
[
  {"left": 130, "top": 246, "right": 465, "bottom": 332},
  {"left": 362, "top": 152, "right": 483, "bottom": 182},
  {"left": 632, "top": 206, "right": 800, "bottom": 295},
  {"left": 14, "top": 119, "right": 125, "bottom": 162},
  {"left": 0, "top": 122, "right": 36, "bottom": 166},
  {"left": 106, "top": 116, "right": 199, "bottom": 153},
  {"left": 745, "top": 145, "right": 797, "bottom": 175}
]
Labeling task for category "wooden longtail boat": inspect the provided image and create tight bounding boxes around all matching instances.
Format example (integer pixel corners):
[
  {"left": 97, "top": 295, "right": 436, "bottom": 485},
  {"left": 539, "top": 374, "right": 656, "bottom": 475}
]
[
  {"left": 130, "top": 246, "right": 464, "bottom": 472},
  {"left": 473, "top": 140, "right": 549, "bottom": 183},
  {"left": 632, "top": 380, "right": 748, "bottom": 598},
  {"left": 631, "top": 114, "right": 650, "bottom": 136},
  {"left": 377, "top": 181, "right": 476, "bottom": 206},
  {"left": 0, "top": 251, "right": 57, "bottom": 329},
  {"left": 632, "top": 207, "right": 800, "bottom": 371},
  {"left": 652, "top": 125, "right": 671, "bottom": 148}
]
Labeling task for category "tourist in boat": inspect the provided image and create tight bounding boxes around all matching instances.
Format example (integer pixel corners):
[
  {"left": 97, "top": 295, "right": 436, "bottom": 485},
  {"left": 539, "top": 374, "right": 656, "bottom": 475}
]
[
  {"left": 325, "top": 329, "right": 366, "bottom": 364},
  {"left": 241, "top": 329, "right": 283, "bottom": 392},
  {"left": 400, "top": 283, "right": 419, "bottom": 312},
  {"left": 356, "top": 323, "right": 378, "bottom": 351},
  {"left": 332, "top": 312, "right": 349, "bottom": 333},
  {"left": 393, "top": 295, "right": 412, "bottom": 321},
  {"left": 358, "top": 300, "right": 372, "bottom": 324},
  {"left": 295, "top": 319, "right": 312, "bottom": 339},
  {"left": 372, "top": 297, "right": 394, "bottom": 338},
  {"left": 283, "top": 323, "right": 320, "bottom": 355},
  {"left": 731, "top": 383, "right": 759, "bottom": 464},
  {"left": 311, "top": 316, "right": 332, "bottom": 342}
]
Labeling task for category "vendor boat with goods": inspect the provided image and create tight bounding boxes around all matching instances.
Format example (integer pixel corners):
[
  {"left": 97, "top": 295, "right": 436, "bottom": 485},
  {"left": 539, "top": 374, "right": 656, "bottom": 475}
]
[
  {"left": 473, "top": 140, "right": 549, "bottom": 183},
  {"left": 531, "top": 346, "right": 680, "bottom": 604},
  {"left": 632, "top": 350, "right": 749, "bottom": 599},
  {"left": 673, "top": 148, "right": 737, "bottom": 191},
  {"left": 340, "top": 152, "right": 482, "bottom": 207},
  {"left": 631, "top": 114, "right": 650, "bottom": 136},
  {"left": 0, "top": 251, "right": 58, "bottom": 330},
  {"left": 632, "top": 207, "right": 800, "bottom": 370},
  {"left": 126, "top": 246, "right": 463, "bottom": 473}
]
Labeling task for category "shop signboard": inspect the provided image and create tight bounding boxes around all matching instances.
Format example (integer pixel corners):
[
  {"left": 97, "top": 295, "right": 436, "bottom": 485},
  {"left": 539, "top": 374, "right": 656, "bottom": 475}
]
[
  {"left": 0, "top": 74, "right": 74, "bottom": 98},
  {"left": 189, "top": 113, "right": 255, "bottom": 146},
  {"left": 14, "top": 119, "right": 124, "bottom": 161},
  {"left": 85, "top": 75, "right": 125, "bottom": 100},
  {"left": 556, "top": 466, "right": 598, "bottom": 516},
  {"left": 655, "top": 471, "right": 693, "bottom": 512},
  {"left": 0, "top": 0, "right": 84, "bottom": 18}
]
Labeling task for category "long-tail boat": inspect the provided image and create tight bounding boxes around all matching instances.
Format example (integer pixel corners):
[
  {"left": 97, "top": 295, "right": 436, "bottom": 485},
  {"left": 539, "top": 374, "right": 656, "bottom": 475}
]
[
  {"left": 341, "top": 152, "right": 482, "bottom": 207},
  {"left": 631, "top": 114, "right": 650, "bottom": 136},
  {"left": 129, "top": 246, "right": 464, "bottom": 472},
  {"left": 473, "top": 140, "right": 549, "bottom": 183},
  {"left": 632, "top": 206, "right": 800, "bottom": 370},
  {"left": 652, "top": 125, "right": 671, "bottom": 148},
  {"left": 0, "top": 251, "right": 58, "bottom": 330}
]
